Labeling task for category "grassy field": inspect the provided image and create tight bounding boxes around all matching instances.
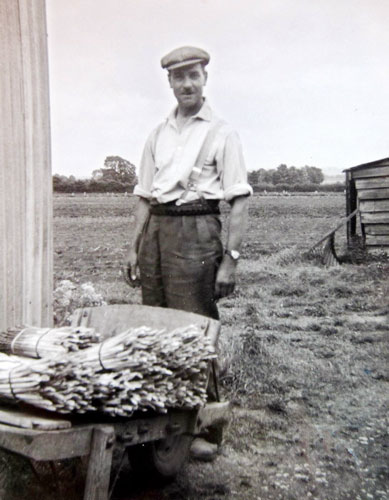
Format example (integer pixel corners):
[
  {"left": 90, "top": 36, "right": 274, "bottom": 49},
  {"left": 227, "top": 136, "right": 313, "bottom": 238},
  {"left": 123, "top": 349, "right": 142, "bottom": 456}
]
[{"left": 1, "top": 193, "right": 387, "bottom": 499}]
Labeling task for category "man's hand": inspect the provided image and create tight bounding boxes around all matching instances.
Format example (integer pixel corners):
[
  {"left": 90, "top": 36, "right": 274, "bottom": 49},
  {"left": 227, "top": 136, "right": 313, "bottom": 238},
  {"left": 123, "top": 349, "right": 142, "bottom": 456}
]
[
  {"left": 122, "top": 197, "right": 150, "bottom": 288},
  {"left": 214, "top": 257, "right": 237, "bottom": 299},
  {"left": 122, "top": 248, "right": 141, "bottom": 288},
  {"left": 214, "top": 195, "right": 248, "bottom": 299}
]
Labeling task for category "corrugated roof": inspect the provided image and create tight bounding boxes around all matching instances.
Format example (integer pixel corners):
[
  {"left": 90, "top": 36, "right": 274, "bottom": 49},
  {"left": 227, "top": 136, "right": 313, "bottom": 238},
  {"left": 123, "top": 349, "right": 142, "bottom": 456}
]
[{"left": 343, "top": 157, "right": 389, "bottom": 172}]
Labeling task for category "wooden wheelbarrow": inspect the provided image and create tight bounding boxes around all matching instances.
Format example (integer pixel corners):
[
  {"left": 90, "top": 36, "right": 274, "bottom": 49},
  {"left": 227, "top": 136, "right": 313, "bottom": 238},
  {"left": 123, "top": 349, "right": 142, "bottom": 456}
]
[{"left": 0, "top": 305, "right": 230, "bottom": 500}]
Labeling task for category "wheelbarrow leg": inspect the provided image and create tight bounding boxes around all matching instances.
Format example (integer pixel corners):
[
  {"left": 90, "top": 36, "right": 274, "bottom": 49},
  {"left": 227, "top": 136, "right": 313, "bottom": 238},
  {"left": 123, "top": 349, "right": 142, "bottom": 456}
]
[{"left": 84, "top": 426, "right": 115, "bottom": 500}]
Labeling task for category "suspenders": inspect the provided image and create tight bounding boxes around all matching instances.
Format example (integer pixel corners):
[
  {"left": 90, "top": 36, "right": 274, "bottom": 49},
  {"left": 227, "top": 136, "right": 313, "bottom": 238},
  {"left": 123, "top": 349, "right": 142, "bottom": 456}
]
[
  {"left": 153, "top": 119, "right": 224, "bottom": 206},
  {"left": 176, "top": 119, "right": 224, "bottom": 206}
]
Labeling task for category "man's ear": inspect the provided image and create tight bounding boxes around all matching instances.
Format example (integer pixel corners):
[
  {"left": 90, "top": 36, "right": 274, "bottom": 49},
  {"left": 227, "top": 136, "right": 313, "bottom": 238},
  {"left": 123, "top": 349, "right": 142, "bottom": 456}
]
[
  {"left": 203, "top": 70, "right": 208, "bottom": 86},
  {"left": 168, "top": 73, "right": 173, "bottom": 88}
]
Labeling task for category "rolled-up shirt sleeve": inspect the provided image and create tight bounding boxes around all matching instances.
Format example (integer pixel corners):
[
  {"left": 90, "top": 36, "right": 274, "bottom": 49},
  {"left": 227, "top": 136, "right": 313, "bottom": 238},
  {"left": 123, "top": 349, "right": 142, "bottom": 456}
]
[
  {"left": 218, "top": 130, "right": 253, "bottom": 202},
  {"left": 133, "top": 129, "right": 158, "bottom": 199}
]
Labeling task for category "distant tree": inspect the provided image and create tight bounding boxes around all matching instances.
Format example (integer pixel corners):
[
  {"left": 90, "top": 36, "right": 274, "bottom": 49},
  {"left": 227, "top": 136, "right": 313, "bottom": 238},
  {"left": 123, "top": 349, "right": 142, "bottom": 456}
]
[
  {"left": 258, "top": 168, "right": 274, "bottom": 184},
  {"left": 88, "top": 179, "right": 105, "bottom": 192},
  {"left": 248, "top": 170, "right": 259, "bottom": 185},
  {"left": 287, "top": 166, "right": 304, "bottom": 185},
  {"left": 302, "top": 166, "right": 324, "bottom": 184},
  {"left": 53, "top": 174, "right": 67, "bottom": 191},
  {"left": 73, "top": 179, "right": 88, "bottom": 192},
  {"left": 91, "top": 169, "right": 103, "bottom": 180},
  {"left": 296, "top": 167, "right": 310, "bottom": 184},
  {"left": 53, "top": 174, "right": 76, "bottom": 192},
  {"left": 92, "top": 156, "right": 137, "bottom": 186},
  {"left": 274, "top": 164, "right": 290, "bottom": 184},
  {"left": 246, "top": 164, "right": 325, "bottom": 189},
  {"left": 53, "top": 156, "right": 138, "bottom": 193}
]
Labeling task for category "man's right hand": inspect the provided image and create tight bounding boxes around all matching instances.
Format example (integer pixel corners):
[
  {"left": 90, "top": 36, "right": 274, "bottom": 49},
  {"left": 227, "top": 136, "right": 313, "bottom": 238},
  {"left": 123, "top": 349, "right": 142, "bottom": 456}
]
[
  {"left": 122, "top": 197, "right": 150, "bottom": 288},
  {"left": 122, "top": 248, "right": 141, "bottom": 288}
]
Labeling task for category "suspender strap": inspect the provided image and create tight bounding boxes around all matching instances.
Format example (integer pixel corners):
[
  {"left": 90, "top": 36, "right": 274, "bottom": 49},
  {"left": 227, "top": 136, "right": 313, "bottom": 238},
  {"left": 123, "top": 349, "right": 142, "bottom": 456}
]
[
  {"left": 152, "top": 121, "right": 166, "bottom": 161},
  {"left": 176, "top": 120, "right": 224, "bottom": 205}
]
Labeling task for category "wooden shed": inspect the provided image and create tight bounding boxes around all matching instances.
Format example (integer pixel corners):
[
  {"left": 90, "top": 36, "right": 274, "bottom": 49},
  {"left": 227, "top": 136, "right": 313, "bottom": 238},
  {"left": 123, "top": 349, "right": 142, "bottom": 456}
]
[{"left": 344, "top": 158, "right": 389, "bottom": 249}]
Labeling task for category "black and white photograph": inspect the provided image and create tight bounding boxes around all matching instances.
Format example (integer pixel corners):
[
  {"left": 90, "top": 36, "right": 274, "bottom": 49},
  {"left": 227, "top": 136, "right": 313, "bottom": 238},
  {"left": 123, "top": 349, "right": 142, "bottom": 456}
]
[{"left": 0, "top": 1, "right": 388, "bottom": 499}]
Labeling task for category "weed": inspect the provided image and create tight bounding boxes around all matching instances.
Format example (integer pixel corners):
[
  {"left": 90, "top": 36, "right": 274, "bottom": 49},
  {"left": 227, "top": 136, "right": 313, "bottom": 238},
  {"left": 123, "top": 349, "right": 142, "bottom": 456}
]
[
  {"left": 53, "top": 279, "right": 106, "bottom": 325},
  {"left": 244, "top": 303, "right": 258, "bottom": 317},
  {"left": 307, "top": 321, "right": 322, "bottom": 332},
  {"left": 331, "top": 284, "right": 354, "bottom": 298},
  {"left": 271, "top": 284, "right": 306, "bottom": 297}
]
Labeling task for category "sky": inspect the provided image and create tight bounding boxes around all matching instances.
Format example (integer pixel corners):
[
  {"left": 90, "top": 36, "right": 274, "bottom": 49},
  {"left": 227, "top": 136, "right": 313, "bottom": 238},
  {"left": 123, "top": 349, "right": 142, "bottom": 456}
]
[{"left": 46, "top": 0, "right": 389, "bottom": 178}]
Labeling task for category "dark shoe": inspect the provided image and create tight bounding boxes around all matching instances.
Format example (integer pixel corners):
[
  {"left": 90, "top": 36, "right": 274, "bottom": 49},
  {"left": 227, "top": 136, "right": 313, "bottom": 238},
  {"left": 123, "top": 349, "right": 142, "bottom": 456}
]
[{"left": 190, "top": 438, "right": 218, "bottom": 462}]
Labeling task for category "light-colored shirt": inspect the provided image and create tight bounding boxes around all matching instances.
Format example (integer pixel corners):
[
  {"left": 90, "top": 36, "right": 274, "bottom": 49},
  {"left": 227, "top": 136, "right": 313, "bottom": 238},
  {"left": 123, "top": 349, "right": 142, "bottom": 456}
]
[{"left": 134, "top": 100, "right": 253, "bottom": 203}]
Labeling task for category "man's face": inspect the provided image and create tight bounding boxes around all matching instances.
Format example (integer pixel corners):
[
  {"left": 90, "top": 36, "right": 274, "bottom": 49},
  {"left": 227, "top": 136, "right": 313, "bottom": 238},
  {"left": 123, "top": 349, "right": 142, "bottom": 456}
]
[{"left": 168, "top": 63, "right": 207, "bottom": 111}]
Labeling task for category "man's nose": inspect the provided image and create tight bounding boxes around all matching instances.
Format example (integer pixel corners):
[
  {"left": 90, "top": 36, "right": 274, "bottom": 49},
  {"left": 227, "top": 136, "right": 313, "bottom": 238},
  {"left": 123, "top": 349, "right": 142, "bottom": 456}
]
[{"left": 182, "top": 76, "right": 193, "bottom": 88}]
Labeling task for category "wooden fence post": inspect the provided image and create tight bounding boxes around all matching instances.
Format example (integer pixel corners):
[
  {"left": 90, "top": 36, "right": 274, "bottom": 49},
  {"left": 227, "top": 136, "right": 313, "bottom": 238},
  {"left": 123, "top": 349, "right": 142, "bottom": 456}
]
[
  {"left": 0, "top": 0, "right": 52, "bottom": 330},
  {"left": 345, "top": 170, "right": 357, "bottom": 246}
]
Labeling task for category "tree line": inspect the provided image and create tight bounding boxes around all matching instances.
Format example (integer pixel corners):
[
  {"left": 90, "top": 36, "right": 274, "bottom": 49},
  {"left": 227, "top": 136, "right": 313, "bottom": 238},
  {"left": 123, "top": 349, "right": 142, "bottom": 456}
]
[
  {"left": 53, "top": 158, "right": 344, "bottom": 193},
  {"left": 248, "top": 164, "right": 344, "bottom": 192},
  {"left": 53, "top": 156, "right": 137, "bottom": 193}
]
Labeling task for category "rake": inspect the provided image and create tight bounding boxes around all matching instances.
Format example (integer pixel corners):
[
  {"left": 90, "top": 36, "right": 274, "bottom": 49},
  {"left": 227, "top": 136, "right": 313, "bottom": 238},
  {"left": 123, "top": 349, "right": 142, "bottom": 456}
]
[{"left": 307, "top": 208, "right": 359, "bottom": 267}]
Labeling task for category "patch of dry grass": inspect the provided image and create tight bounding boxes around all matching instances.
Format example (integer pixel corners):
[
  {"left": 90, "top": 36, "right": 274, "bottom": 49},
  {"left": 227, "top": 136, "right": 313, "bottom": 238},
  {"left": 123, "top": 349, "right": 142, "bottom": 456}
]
[{"left": 217, "top": 246, "right": 388, "bottom": 415}]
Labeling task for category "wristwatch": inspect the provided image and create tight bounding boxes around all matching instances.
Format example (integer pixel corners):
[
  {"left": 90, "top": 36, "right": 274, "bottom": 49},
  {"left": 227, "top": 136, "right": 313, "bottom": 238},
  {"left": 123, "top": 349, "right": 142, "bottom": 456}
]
[{"left": 225, "top": 249, "right": 240, "bottom": 261}]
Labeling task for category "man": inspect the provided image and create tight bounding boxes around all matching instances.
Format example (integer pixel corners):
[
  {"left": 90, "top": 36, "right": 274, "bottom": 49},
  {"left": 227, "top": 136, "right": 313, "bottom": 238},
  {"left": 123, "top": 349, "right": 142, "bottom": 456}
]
[{"left": 124, "top": 46, "right": 252, "bottom": 459}]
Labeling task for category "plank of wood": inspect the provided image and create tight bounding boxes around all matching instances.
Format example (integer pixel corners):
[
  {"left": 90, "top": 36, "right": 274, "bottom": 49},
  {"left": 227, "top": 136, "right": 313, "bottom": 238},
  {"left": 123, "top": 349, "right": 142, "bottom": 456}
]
[
  {"left": 351, "top": 166, "right": 389, "bottom": 179},
  {"left": 0, "top": 0, "right": 23, "bottom": 331},
  {"left": 84, "top": 426, "right": 115, "bottom": 500},
  {"left": 367, "top": 246, "right": 389, "bottom": 254},
  {"left": 71, "top": 304, "right": 220, "bottom": 346},
  {"left": 360, "top": 200, "right": 389, "bottom": 212},
  {"left": 0, "top": 422, "right": 94, "bottom": 460},
  {"left": 356, "top": 178, "right": 389, "bottom": 190},
  {"left": 364, "top": 224, "right": 389, "bottom": 235},
  {"left": 114, "top": 410, "right": 196, "bottom": 447},
  {"left": 366, "top": 235, "right": 389, "bottom": 246},
  {"left": 358, "top": 188, "right": 389, "bottom": 200},
  {"left": 0, "top": 0, "right": 52, "bottom": 331},
  {"left": 19, "top": 0, "right": 53, "bottom": 328},
  {"left": 361, "top": 212, "right": 389, "bottom": 224},
  {"left": 0, "top": 406, "right": 71, "bottom": 430}
]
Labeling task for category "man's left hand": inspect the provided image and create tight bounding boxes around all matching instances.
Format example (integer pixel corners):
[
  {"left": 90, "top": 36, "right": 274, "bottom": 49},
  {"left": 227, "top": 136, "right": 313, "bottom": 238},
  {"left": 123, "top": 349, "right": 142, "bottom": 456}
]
[{"left": 214, "top": 258, "right": 237, "bottom": 299}]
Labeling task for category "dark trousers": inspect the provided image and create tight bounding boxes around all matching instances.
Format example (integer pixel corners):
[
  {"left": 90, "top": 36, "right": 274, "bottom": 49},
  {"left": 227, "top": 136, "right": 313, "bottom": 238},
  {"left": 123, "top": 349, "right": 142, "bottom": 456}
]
[{"left": 138, "top": 213, "right": 223, "bottom": 320}]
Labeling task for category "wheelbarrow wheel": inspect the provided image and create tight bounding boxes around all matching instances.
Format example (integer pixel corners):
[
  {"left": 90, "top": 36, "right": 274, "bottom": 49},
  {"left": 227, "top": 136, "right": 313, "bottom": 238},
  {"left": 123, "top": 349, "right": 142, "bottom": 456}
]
[{"left": 127, "top": 434, "right": 192, "bottom": 483}]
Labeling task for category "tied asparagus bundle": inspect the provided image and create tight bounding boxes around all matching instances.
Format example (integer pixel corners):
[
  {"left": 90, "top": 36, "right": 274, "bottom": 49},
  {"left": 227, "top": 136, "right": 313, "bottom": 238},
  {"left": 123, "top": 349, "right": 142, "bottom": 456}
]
[
  {"left": 0, "top": 326, "right": 100, "bottom": 358},
  {"left": 87, "top": 325, "right": 214, "bottom": 416},
  {"left": 0, "top": 352, "right": 96, "bottom": 413},
  {"left": 0, "top": 324, "right": 216, "bottom": 416}
]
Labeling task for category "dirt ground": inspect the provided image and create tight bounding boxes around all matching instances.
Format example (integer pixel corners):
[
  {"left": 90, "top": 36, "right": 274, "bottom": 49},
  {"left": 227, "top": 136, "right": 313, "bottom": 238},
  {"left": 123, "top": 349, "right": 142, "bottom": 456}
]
[
  {"left": 113, "top": 397, "right": 389, "bottom": 500},
  {"left": 0, "top": 194, "right": 388, "bottom": 499}
]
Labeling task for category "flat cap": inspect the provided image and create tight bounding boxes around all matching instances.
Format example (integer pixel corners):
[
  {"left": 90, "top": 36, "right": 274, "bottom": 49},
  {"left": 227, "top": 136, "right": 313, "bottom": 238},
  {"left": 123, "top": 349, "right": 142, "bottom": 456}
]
[{"left": 161, "top": 46, "right": 210, "bottom": 71}]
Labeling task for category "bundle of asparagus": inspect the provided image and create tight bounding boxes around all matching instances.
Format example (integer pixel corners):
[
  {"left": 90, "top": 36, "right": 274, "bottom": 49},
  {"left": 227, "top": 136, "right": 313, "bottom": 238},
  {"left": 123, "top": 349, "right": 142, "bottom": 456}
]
[
  {"left": 0, "top": 324, "right": 216, "bottom": 416},
  {"left": 90, "top": 325, "right": 213, "bottom": 416},
  {"left": 0, "top": 352, "right": 95, "bottom": 413},
  {"left": 0, "top": 326, "right": 100, "bottom": 358}
]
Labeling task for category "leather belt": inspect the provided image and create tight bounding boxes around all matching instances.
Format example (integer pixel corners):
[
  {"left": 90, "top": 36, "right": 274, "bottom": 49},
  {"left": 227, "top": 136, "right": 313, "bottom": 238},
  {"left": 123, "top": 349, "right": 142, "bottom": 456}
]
[{"left": 149, "top": 200, "right": 220, "bottom": 216}]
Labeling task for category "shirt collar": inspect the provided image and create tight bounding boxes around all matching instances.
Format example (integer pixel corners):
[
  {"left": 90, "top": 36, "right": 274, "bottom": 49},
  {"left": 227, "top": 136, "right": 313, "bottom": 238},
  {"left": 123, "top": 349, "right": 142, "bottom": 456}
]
[{"left": 167, "top": 98, "right": 213, "bottom": 126}]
